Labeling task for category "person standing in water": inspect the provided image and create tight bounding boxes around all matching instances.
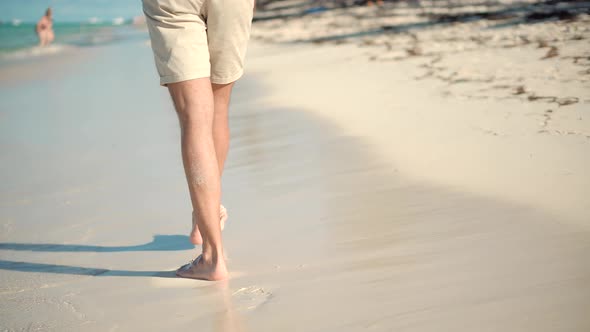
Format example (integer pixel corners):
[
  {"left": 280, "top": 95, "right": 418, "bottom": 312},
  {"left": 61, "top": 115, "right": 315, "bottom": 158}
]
[
  {"left": 35, "top": 8, "right": 54, "bottom": 47},
  {"left": 142, "top": 0, "right": 254, "bottom": 280}
]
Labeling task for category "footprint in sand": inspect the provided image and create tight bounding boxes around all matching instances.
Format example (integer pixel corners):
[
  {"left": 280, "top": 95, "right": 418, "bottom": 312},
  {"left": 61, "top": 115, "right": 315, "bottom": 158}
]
[{"left": 232, "top": 286, "right": 272, "bottom": 311}]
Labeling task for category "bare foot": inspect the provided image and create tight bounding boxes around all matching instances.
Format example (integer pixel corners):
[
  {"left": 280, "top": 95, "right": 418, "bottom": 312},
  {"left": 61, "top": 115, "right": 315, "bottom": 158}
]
[
  {"left": 176, "top": 255, "right": 228, "bottom": 281},
  {"left": 190, "top": 205, "right": 228, "bottom": 245}
]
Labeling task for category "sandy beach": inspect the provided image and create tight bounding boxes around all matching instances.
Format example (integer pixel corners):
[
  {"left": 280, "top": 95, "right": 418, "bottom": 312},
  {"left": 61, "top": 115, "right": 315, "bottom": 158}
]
[{"left": 1, "top": 1, "right": 590, "bottom": 330}]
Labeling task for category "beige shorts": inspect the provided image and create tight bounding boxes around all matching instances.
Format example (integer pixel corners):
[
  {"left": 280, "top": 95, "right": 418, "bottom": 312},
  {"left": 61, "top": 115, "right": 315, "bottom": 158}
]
[{"left": 143, "top": 0, "right": 254, "bottom": 85}]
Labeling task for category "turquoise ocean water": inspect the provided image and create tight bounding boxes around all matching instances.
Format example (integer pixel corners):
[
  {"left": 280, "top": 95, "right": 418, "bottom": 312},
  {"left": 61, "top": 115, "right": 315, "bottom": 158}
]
[
  {"left": 0, "top": 0, "right": 144, "bottom": 61},
  {"left": 0, "top": 21, "right": 141, "bottom": 53},
  {"left": 0, "top": 21, "right": 148, "bottom": 66}
]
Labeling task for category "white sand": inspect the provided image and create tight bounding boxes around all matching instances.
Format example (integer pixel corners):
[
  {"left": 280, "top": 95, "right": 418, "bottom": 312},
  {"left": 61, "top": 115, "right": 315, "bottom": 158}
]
[
  {"left": 248, "top": 41, "right": 590, "bottom": 226},
  {"left": 251, "top": 2, "right": 590, "bottom": 225},
  {"left": 1, "top": 6, "right": 589, "bottom": 330}
]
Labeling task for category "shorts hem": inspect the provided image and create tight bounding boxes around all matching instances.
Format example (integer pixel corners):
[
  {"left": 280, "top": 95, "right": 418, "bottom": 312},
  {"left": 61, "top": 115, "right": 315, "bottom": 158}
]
[
  {"left": 159, "top": 71, "right": 211, "bottom": 86},
  {"left": 210, "top": 69, "right": 244, "bottom": 85}
]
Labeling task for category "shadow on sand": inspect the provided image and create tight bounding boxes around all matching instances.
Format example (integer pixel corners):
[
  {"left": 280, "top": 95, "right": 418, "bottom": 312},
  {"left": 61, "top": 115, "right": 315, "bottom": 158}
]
[
  {"left": 254, "top": 0, "right": 590, "bottom": 43},
  {"left": 0, "top": 234, "right": 194, "bottom": 252},
  {"left": 0, "top": 259, "right": 178, "bottom": 278},
  {"left": 0, "top": 235, "right": 192, "bottom": 278}
]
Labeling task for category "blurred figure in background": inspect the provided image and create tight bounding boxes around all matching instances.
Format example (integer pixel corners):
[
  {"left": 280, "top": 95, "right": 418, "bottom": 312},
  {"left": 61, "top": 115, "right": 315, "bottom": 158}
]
[{"left": 35, "top": 7, "right": 54, "bottom": 47}]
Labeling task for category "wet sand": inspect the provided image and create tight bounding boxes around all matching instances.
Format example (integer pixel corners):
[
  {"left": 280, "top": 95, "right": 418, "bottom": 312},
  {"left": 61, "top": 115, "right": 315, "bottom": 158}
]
[{"left": 0, "top": 39, "right": 589, "bottom": 331}]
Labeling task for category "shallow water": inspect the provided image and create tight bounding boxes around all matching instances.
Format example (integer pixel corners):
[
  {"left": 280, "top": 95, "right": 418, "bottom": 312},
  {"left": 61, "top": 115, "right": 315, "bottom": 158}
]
[{"left": 0, "top": 22, "right": 146, "bottom": 65}]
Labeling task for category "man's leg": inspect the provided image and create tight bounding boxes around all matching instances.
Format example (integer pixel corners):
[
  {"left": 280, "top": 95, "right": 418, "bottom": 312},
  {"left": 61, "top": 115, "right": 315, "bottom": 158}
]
[
  {"left": 212, "top": 82, "right": 234, "bottom": 173},
  {"left": 190, "top": 82, "right": 235, "bottom": 245},
  {"left": 169, "top": 78, "right": 228, "bottom": 281}
]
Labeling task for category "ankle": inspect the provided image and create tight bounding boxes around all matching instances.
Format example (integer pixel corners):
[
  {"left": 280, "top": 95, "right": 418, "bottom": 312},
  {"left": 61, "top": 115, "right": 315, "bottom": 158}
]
[{"left": 201, "top": 249, "right": 225, "bottom": 264}]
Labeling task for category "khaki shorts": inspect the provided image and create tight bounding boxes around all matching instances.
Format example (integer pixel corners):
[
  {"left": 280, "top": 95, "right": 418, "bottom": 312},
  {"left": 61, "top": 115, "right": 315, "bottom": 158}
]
[{"left": 143, "top": 0, "right": 254, "bottom": 85}]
